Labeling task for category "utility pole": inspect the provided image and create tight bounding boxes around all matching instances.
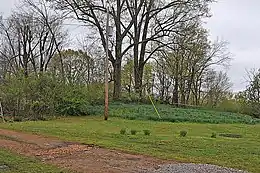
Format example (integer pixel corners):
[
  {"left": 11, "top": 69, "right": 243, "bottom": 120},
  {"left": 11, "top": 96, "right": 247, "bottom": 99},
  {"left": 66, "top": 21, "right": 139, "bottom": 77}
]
[
  {"left": 104, "top": 1, "right": 112, "bottom": 120},
  {"left": 0, "top": 14, "right": 3, "bottom": 34}
]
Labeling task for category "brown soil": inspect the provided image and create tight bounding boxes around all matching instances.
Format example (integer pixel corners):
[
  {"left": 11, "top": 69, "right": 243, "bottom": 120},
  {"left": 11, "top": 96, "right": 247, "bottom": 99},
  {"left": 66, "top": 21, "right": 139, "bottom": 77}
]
[{"left": 0, "top": 129, "right": 174, "bottom": 173}]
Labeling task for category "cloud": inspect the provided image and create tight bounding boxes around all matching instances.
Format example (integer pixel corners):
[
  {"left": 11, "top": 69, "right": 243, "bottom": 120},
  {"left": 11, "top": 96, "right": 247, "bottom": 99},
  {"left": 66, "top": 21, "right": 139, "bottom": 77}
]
[
  {"left": 0, "top": 0, "right": 17, "bottom": 16},
  {"left": 205, "top": 0, "right": 260, "bottom": 91}
]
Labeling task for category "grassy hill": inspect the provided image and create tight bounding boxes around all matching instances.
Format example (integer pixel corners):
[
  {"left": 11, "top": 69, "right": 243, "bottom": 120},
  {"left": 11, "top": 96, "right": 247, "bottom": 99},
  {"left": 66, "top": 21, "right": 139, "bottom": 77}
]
[{"left": 86, "top": 102, "right": 260, "bottom": 124}]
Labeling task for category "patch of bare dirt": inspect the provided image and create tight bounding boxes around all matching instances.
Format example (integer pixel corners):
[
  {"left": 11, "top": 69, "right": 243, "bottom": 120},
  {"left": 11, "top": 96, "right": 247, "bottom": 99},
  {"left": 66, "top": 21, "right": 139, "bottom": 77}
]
[{"left": 0, "top": 129, "right": 174, "bottom": 173}]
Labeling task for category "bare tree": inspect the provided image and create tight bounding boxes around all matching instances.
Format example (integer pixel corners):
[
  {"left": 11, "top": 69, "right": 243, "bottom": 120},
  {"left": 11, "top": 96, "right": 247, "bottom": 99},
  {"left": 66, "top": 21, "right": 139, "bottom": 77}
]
[
  {"left": 47, "top": 0, "right": 137, "bottom": 99},
  {"left": 154, "top": 24, "right": 231, "bottom": 106},
  {"left": 126, "top": 0, "right": 213, "bottom": 96},
  {"left": 0, "top": 0, "right": 67, "bottom": 77},
  {"left": 201, "top": 69, "right": 232, "bottom": 107},
  {"left": 46, "top": 0, "right": 214, "bottom": 99},
  {"left": 24, "top": 0, "right": 67, "bottom": 78}
]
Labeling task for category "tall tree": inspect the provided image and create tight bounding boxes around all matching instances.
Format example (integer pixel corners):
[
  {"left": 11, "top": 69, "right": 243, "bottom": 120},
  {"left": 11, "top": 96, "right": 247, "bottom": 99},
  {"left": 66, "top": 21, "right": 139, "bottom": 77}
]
[
  {"left": 201, "top": 69, "right": 232, "bottom": 107},
  {"left": 47, "top": 0, "right": 136, "bottom": 99},
  {"left": 127, "top": 0, "right": 213, "bottom": 96},
  {"left": 46, "top": 0, "right": 214, "bottom": 99},
  {"left": 0, "top": 0, "right": 66, "bottom": 77},
  {"left": 154, "top": 25, "right": 231, "bottom": 106},
  {"left": 50, "top": 49, "right": 95, "bottom": 84}
]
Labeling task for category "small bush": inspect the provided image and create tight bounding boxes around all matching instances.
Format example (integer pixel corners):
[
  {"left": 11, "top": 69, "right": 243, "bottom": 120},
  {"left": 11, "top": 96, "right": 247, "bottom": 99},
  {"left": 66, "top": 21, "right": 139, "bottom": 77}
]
[
  {"left": 143, "top": 130, "right": 151, "bottom": 136},
  {"left": 211, "top": 132, "right": 217, "bottom": 138},
  {"left": 120, "top": 128, "right": 126, "bottom": 135},
  {"left": 130, "top": 129, "right": 137, "bottom": 135},
  {"left": 180, "top": 130, "right": 187, "bottom": 137}
]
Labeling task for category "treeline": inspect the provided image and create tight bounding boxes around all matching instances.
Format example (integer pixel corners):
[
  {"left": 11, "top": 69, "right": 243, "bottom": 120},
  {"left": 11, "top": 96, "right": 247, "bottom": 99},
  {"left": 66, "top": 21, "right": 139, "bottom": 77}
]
[{"left": 0, "top": 0, "right": 259, "bottom": 120}]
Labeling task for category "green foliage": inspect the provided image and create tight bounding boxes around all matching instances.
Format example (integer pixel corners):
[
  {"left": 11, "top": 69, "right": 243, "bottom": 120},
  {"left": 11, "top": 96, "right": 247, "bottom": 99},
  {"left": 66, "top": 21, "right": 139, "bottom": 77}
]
[
  {"left": 85, "top": 103, "right": 260, "bottom": 124},
  {"left": 233, "top": 69, "right": 260, "bottom": 118},
  {"left": 56, "top": 85, "right": 89, "bottom": 116},
  {"left": 130, "top": 129, "right": 137, "bottom": 135},
  {"left": 0, "top": 74, "right": 59, "bottom": 119},
  {"left": 120, "top": 128, "right": 126, "bottom": 135},
  {"left": 121, "top": 60, "right": 134, "bottom": 94},
  {"left": 216, "top": 97, "right": 260, "bottom": 119},
  {"left": 143, "top": 130, "right": 151, "bottom": 136},
  {"left": 217, "top": 99, "right": 241, "bottom": 113},
  {"left": 180, "top": 130, "right": 187, "bottom": 137},
  {"left": 211, "top": 132, "right": 217, "bottom": 138},
  {"left": 244, "top": 102, "right": 260, "bottom": 119},
  {"left": 0, "top": 73, "right": 104, "bottom": 119}
]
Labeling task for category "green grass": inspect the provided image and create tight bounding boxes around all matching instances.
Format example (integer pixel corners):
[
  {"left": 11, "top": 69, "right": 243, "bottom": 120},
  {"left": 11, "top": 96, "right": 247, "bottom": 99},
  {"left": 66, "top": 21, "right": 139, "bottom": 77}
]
[
  {"left": 86, "top": 103, "right": 260, "bottom": 124},
  {"left": 0, "top": 149, "right": 67, "bottom": 173},
  {"left": 1, "top": 117, "right": 259, "bottom": 173}
]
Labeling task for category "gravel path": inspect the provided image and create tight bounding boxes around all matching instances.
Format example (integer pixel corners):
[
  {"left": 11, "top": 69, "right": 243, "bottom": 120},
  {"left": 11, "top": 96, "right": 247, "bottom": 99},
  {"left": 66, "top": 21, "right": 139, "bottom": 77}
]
[{"left": 143, "top": 163, "right": 249, "bottom": 173}]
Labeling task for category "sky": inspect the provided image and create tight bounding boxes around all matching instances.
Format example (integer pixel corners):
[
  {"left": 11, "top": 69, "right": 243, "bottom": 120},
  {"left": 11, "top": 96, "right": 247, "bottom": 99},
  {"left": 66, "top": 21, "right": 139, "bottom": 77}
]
[
  {"left": 1, "top": 0, "right": 260, "bottom": 92},
  {"left": 205, "top": 0, "right": 260, "bottom": 91}
]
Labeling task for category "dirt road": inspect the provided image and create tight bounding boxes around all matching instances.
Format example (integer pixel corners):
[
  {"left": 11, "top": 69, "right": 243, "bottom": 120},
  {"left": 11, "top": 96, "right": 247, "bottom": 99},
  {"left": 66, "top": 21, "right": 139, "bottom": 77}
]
[{"left": 0, "top": 129, "right": 173, "bottom": 173}]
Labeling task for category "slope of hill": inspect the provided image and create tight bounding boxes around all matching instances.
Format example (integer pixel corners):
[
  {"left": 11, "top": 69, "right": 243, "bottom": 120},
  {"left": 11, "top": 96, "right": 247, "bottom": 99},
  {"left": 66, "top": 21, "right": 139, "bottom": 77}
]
[{"left": 86, "top": 103, "right": 260, "bottom": 124}]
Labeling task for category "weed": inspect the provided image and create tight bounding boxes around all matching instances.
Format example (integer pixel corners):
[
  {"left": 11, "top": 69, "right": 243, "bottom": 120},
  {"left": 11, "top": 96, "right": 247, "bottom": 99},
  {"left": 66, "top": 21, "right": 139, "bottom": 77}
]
[
  {"left": 120, "top": 128, "right": 126, "bottom": 135},
  {"left": 180, "top": 130, "right": 187, "bottom": 137},
  {"left": 143, "top": 130, "right": 151, "bottom": 136},
  {"left": 130, "top": 129, "right": 137, "bottom": 135},
  {"left": 211, "top": 132, "right": 217, "bottom": 138}
]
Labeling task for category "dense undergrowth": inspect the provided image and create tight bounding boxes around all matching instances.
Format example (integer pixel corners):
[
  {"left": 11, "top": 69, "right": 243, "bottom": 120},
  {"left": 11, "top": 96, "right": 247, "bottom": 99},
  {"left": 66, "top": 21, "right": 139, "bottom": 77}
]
[{"left": 85, "top": 102, "right": 260, "bottom": 124}]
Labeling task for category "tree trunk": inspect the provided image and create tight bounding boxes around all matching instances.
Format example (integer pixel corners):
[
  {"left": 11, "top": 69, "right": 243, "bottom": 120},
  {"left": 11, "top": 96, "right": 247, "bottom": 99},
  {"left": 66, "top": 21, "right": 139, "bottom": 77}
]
[
  {"left": 134, "top": 65, "right": 144, "bottom": 97},
  {"left": 186, "top": 69, "right": 195, "bottom": 104},
  {"left": 172, "top": 77, "right": 179, "bottom": 106},
  {"left": 113, "top": 59, "right": 122, "bottom": 100}
]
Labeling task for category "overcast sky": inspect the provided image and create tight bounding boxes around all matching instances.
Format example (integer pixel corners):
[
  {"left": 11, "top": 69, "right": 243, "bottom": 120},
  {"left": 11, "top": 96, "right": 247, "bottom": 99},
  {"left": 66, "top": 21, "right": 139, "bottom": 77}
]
[{"left": 1, "top": 0, "right": 259, "bottom": 92}]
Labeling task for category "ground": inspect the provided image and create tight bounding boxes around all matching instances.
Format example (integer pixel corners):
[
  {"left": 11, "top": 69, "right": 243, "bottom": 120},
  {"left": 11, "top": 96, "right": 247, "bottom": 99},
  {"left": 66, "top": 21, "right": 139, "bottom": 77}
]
[
  {"left": 0, "top": 116, "right": 259, "bottom": 173},
  {"left": 0, "top": 129, "right": 171, "bottom": 173}
]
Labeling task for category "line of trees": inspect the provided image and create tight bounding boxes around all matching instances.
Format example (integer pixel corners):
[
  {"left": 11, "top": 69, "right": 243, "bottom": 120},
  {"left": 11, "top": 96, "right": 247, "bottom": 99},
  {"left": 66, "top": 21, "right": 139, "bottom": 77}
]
[{"left": 0, "top": 0, "right": 259, "bottom": 119}]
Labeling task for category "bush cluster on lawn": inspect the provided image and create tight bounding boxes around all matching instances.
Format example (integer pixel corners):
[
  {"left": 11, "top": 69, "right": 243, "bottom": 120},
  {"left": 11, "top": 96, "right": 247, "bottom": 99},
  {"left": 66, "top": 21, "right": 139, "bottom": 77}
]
[{"left": 120, "top": 128, "right": 151, "bottom": 136}]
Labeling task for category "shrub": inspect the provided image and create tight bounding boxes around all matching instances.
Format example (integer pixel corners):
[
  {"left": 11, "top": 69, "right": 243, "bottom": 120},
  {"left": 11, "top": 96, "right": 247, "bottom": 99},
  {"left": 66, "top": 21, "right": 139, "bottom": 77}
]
[
  {"left": 180, "top": 130, "right": 187, "bottom": 137},
  {"left": 120, "top": 128, "right": 126, "bottom": 135},
  {"left": 0, "top": 73, "right": 60, "bottom": 119},
  {"left": 0, "top": 73, "right": 106, "bottom": 119},
  {"left": 211, "top": 132, "right": 217, "bottom": 138},
  {"left": 130, "top": 129, "right": 137, "bottom": 135},
  {"left": 143, "top": 130, "right": 151, "bottom": 136},
  {"left": 216, "top": 99, "right": 241, "bottom": 113}
]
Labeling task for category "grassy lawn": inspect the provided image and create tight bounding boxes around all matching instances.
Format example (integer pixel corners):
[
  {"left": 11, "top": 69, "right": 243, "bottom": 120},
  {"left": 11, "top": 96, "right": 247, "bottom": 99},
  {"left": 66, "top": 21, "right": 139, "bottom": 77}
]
[
  {"left": 0, "top": 117, "right": 259, "bottom": 172},
  {"left": 0, "top": 149, "right": 66, "bottom": 173}
]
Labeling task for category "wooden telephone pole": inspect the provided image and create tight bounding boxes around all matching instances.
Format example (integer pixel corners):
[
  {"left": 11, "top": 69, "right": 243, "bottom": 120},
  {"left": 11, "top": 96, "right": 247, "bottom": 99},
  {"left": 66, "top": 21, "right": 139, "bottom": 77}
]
[{"left": 104, "top": 1, "right": 112, "bottom": 120}]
